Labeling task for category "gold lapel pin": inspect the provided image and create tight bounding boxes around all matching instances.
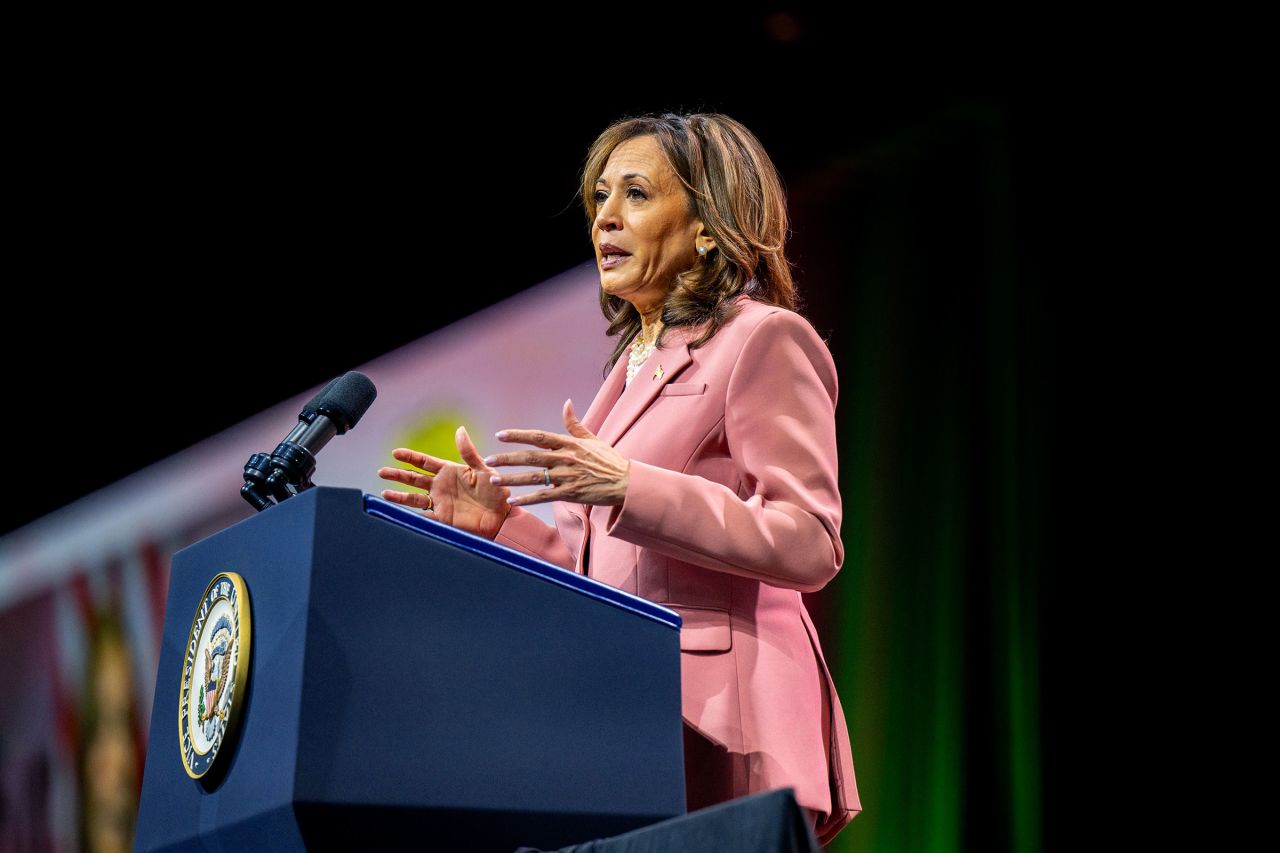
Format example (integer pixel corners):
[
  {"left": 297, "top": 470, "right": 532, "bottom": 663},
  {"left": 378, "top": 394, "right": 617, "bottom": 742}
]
[{"left": 653, "top": 364, "right": 664, "bottom": 381}]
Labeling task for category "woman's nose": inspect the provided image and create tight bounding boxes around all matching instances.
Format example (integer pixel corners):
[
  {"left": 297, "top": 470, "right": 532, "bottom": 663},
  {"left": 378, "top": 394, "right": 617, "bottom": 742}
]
[{"left": 595, "top": 192, "right": 621, "bottom": 231}]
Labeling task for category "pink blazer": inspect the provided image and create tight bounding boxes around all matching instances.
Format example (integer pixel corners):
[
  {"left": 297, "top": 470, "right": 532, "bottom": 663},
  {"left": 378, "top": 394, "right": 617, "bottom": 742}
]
[{"left": 494, "top": 292, "right": 862, "bottom": 844}]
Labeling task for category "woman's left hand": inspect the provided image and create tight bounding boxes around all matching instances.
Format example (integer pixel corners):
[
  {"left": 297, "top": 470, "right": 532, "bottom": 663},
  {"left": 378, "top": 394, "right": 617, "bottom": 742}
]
[{"left": 484, "top": 399, "right": 630, "bottom": 507}]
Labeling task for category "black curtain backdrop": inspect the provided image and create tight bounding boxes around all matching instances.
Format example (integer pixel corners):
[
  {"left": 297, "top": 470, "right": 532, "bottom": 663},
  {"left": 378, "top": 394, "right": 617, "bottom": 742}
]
[
  {"left": 2, "top": 15, "right": 1131, "bottom": 850},
  {"left": 793, "top": 100, "right": 1050, "bottom": 851}
]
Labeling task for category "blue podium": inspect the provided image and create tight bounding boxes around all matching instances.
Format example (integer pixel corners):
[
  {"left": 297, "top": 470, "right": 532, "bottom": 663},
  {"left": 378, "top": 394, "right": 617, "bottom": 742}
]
[{"left": 135, "top": 486, "right": 685, "bottom": 851}]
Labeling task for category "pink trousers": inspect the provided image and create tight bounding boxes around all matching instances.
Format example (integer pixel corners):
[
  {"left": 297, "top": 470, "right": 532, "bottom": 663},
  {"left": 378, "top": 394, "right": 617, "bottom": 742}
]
[{"left": 682, "top": 723, "right": 823, "bottom": 839}]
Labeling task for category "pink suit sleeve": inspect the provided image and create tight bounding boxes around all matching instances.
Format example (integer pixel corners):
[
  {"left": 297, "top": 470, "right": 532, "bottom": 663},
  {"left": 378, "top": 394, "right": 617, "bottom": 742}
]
[
  {"left": 601, "top": 310, "right": 844, "bottom": 594},
  {"left": 494, "top": 505, "right": 575, "bottom": 570}
]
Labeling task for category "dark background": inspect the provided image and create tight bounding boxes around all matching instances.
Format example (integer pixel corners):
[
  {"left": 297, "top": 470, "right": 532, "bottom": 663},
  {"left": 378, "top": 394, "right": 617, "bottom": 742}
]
[
  {"left": 4, "top": 12, "right": 1148, "bottom": 850},
  {"left": 6, "top": 24, "right": 1112, "bottom": 533}
]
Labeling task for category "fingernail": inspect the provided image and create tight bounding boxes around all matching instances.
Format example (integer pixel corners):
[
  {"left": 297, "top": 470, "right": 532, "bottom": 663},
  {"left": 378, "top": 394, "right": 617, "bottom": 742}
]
[
  {"left": 495, "top": 431, "right": 508, "bottom": 440},
  {"left": 484, "top": 455, "right": 496, "bottom": 465},
  {"left": 506, "top": 496, "right": 517, "bottom": 504},
  {"left": 489, "top": 475, "right": 500, "bottom": 484}
]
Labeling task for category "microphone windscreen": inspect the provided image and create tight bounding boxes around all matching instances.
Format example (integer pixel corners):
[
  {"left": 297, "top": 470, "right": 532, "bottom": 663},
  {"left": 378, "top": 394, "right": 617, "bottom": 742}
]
[
  {"left": 302, "top": 377, "right": 341, "bottom": 417},
  {"left": 318, "top": 371, "right": 377, "bottom": 432}
]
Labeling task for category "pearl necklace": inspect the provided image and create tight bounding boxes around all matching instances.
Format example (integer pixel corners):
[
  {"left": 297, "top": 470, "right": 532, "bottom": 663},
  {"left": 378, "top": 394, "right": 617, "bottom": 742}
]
[{"left": 626, "top": 323, "right": 662, "bottom": 386}]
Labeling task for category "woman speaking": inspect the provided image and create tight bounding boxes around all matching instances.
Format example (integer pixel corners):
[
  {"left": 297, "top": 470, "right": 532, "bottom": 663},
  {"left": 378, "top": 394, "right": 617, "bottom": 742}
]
[{"left": 377, "top": 112, "right": 862, "bottom": 845}]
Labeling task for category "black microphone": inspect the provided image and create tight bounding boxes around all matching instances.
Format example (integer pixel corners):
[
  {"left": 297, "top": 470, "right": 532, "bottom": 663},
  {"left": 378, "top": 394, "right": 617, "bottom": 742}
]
[
  {"left": 286, "top": 370, "right": 377, "bottom": 458},
  {"left": 276, "top": 376, "right": 341, "bottom": 449},
  {"left": 241, "top": 371, "right": 378, "bottom": 511}
]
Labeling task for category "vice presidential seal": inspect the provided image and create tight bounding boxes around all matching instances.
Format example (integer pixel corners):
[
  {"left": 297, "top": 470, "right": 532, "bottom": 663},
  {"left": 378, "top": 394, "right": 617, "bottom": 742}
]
[{"left": 178, "top": 572, "right": 251, "bottom": 779}]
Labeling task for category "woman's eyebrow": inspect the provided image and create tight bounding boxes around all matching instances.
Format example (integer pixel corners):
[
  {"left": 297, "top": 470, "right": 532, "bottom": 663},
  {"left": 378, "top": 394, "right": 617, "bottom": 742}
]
[{"left": 596, "top": 172, "right": 652, "bottom": 185}]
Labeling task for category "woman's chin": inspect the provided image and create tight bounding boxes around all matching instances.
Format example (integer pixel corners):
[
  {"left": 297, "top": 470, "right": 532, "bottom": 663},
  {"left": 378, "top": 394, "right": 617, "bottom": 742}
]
[{"left": 599, "top": 274, "right": 635, "bottom": 298}]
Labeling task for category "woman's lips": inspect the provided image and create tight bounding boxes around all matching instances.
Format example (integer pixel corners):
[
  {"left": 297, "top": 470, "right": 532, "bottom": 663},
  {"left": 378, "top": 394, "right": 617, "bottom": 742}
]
[{"left": 602, "top": 254, "right": 630, "bottom": 270}]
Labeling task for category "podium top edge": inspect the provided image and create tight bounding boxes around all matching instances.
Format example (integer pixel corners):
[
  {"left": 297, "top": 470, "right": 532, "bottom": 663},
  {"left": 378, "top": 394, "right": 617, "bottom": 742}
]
[{"left": 361, "top": 492, "right": 681, "bottom": 631}]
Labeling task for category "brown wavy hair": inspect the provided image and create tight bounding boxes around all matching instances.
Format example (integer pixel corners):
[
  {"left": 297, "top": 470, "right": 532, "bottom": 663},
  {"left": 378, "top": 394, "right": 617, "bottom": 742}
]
[{"left": 580, "top": 112, "right": 801, "bottom": 375}]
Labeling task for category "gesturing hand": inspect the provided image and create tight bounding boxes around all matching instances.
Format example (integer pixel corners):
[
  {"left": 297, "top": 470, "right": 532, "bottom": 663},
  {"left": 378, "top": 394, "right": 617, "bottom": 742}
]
[
  {"left": 376, "top": 425, "right": 512, "bottom": 540},
  {"left": 484, "top": 399, "right": 631, "bottom": 508}
]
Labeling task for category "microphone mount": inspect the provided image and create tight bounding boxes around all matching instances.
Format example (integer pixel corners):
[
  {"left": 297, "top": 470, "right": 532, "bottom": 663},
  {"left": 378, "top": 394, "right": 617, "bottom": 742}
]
[{"left": 240, "top": 372, "right": 376, "bottom": 512}]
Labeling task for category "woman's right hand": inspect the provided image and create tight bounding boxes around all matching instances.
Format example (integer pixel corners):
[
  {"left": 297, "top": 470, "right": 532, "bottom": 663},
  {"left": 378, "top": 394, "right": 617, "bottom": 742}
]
[{"left": 377, "top": 426, "right": 512, "bottom": 540}]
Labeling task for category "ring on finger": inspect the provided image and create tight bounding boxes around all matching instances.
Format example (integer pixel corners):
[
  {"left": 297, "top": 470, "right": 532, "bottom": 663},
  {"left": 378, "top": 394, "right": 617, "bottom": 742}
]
[
  {"left": 542, "top": 468, "right": 553, "bottom": 487},
  {"left": 424, "top": 492, "right": 434, "bottom": 511}
]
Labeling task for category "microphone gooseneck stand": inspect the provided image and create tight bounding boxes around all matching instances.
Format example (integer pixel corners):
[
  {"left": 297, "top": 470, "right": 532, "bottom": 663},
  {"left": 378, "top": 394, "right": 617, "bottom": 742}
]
[{"left": 241, "top": 371, "right": 377, "bottom": 512}]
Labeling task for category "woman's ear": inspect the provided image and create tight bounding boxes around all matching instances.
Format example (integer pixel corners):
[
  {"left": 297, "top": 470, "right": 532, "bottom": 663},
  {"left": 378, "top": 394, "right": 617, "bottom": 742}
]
[{"left": 693, "top": 221, "right": 716, "bottom": 256}]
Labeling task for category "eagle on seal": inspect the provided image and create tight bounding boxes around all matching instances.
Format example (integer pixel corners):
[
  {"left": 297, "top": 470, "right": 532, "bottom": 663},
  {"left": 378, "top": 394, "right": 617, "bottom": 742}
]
[{"left": 201, "top": 615, "right": 235, "bottom": 722}]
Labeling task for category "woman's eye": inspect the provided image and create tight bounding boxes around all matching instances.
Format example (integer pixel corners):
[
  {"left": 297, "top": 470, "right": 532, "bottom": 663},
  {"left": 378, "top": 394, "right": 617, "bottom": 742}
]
[{"left": 594, "top": 187, "right": 647, "bottom": 202}]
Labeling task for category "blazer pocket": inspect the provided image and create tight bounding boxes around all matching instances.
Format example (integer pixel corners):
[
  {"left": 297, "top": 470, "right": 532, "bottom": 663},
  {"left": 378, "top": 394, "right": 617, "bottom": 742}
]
[
  {"left": 670, "top": 605, "right": 733, "bottom": 652},
  {"left": 660, "top": 382, "right": 707, "bottom": 397}
]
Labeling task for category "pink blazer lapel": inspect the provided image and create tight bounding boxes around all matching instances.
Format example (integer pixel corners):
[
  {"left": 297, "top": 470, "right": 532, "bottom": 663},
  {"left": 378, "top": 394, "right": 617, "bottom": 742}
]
[
  {"left": 572, "top": 324, "right": 695, "bottom": 525},
  {"left": 595, "top": 326, "right": 695, "bottom": 448},
  {"left": 585, "top": 292, "right": 751, "bottom": 449},
  {"left": 581, "top": 350, "right": 628, "bottom": 437}
]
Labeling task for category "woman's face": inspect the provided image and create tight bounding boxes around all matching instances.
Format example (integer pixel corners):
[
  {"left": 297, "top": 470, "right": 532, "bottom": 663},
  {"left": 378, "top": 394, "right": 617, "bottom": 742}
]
[{"left": 593, "top": 135, "right": 705, "bottom": 318}]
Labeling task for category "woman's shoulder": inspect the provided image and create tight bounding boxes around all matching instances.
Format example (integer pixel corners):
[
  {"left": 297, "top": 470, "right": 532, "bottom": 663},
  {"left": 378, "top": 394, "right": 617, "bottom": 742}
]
[
  {"left": 726, "top": 294, "right": 830, "bottom": 349},
  {"left": 723, "top": 295, "right": 838, "bottom": 395}
]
